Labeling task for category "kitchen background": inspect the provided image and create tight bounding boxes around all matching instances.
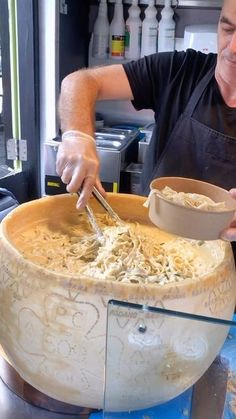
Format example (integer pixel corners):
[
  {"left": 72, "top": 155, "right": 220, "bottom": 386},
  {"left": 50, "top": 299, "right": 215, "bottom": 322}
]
[
  {"left": 0, "top": 0, "right": 223, "bottom": 204},
  {"left": 41, "top": 0, "right": 222, "bottom": 198}
]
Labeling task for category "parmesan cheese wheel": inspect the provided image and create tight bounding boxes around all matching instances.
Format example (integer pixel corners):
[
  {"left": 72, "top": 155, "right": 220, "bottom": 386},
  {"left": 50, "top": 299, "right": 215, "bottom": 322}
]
[{"left": 0, "top": 193, "right": 235, "bottom": 411}]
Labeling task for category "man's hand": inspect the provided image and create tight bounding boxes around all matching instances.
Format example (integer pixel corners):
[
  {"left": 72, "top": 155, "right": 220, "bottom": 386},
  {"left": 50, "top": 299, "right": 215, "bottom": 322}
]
[
  {"left": 56, "top": 132, "right": 105, "bottom": 209},
  {"left": 220, "top": 189, "right": 236, "bottom": 242}
]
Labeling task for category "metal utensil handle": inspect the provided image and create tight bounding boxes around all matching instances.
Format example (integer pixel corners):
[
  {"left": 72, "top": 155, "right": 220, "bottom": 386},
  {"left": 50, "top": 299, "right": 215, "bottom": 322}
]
[
  {"left": 84, "top": 204, "right": 104, "bottom": 241},
  {"left": 77, "top": 191, "right": 104, "bottom": 242},
  {"left": 92, "top": 187, "right": 122, "bottom": 223}
]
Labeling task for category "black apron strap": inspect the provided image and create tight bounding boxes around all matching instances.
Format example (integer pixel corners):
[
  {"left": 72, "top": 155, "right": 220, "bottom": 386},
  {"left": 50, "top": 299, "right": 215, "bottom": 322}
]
[{"left": 184, "top": 65, "right": 216, "bottom": 117}]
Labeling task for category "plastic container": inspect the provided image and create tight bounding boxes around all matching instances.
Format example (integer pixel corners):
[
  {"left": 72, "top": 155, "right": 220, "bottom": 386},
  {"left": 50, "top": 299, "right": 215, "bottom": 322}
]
[
  {"left": 125, "top": 0, "right": 142, "bottom": 60},
  {"left": 184, "top": 24, "right": 218, "bottom": 54},
  {"left": 140, "top": 0, "right": 158, "bottom": 57},
  {"left": 92, "top": 0, "right": 109, "bottom": 58},
  {"left": 148, "top": 177, "right": 236, "bottom": 240},
  {"left": 110, "top": 0, "right": 125, "bottom": 59},
  {"left": 158, "top": 0, "right": 176, "bottom": 53},
  {"left": 124, "top": 162, "right": 143, "bottom": 194},
  {"left": 138, "top": 138, "right": 149, "bottom": 163}
]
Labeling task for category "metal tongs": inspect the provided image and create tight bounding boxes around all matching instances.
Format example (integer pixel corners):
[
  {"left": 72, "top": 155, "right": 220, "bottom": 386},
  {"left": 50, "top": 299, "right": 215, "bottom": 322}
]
[{"left": 77, "top": 186, "right": 122, "bottom": 243}]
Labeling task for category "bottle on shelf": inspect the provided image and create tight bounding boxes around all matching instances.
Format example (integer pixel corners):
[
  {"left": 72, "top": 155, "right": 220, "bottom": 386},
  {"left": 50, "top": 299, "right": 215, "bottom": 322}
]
[
  {"left": 158, "top": 0, "right": 176, "bottom": 53},
  {"left": 110, "top": 0, "right": 125, "bottom": 59},
  {"left": 140, "top": 0, "right": 158, "bottom": 58},
  {"left": 125, "top": 0, "right": 142, "bottom": 60},
  {"left": 92, "top": 0, "right": 110, "bottom": 58}
]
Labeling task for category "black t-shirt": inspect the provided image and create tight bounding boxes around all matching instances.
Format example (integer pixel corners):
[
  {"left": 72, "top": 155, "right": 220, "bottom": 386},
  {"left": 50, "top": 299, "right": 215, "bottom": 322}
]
[{"left": 123, "top": 49, "right": 236, "bottom": 192}]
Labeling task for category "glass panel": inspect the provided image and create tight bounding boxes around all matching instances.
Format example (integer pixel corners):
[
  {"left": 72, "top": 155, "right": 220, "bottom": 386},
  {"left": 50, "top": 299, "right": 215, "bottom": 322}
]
[{"left": 103, "top": 300, "right": 236, "bottom": 418}]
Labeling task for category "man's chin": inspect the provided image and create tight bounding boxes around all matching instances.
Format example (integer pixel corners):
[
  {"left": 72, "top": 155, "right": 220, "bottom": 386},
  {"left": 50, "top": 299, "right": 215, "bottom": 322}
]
[
  {"left": 223, "top": 73, "right": 236, "bottom": 87},
  {"left": 217, "top": 63, "right": 236, "bottom": 88}
]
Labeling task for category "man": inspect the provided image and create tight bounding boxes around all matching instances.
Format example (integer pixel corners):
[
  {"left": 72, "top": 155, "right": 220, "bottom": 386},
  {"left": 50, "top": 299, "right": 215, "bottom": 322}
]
[{"left": 56, "top": 0, "right": 236, "bottom": 242}]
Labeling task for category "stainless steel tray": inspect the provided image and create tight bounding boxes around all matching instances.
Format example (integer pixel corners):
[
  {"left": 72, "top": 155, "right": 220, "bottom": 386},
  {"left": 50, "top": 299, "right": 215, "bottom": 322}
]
[{"left": 95, "top": 139, "right": 122, "bottom": 150}]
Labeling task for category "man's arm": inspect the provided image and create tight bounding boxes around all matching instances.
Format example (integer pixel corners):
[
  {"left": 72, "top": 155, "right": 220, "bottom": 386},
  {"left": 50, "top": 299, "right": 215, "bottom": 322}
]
[
  {"left": 58, "top": 64, "right": 133, "bottom": 135},
  {"left": 56, "top": 64, "right": 133, "bottom": 208}
]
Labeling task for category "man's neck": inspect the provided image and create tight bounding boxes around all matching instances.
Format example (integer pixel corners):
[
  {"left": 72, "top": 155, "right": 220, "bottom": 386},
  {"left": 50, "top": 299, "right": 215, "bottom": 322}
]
[{"left": 215, "top": 67, "right": 236, "bottom": 108}]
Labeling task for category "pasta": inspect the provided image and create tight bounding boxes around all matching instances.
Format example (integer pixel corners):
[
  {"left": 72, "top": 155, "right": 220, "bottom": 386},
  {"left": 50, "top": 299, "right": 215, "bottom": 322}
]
[
  {"left": 13, "top": 212, "right": 223, "bottom": 286},
  {"left": 148, "top": 186, "right": 227, "bottom": 211}
]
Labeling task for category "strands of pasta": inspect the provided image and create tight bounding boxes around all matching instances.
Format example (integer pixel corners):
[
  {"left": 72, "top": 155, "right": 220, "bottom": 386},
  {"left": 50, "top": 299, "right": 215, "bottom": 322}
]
[
  {"left": 157, "top": 186, "right": 226, "bottom": 211},
  {"left": 14, "top": 212, "right": 221, "bottom": 285}
]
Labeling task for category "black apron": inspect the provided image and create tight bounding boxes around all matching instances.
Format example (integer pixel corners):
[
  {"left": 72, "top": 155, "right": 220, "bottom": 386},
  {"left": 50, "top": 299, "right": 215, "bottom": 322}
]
[
  {"left": 147, "top": 66, "right": 236, "bottom": 190},
  {"left": 143, "top": 65, "right": 236, "bottom": 256}
]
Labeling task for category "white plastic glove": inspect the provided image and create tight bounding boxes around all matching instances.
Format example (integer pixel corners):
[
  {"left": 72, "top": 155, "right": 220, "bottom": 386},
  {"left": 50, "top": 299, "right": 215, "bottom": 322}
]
[
  {"left": 220, "top": 188, "right": 236, "bottom": 242},
  {"left": 56, "top": 130, "right": 105, "bottom": 209}
]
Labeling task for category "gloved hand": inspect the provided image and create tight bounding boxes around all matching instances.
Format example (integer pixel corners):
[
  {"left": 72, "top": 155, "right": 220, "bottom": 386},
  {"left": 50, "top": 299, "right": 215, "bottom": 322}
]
[
  {"left": 56, "top": 130, "right": 105, "bottom": 209},
  {"left": 220, "top": 188, "right": 236, "bottom": 242}
]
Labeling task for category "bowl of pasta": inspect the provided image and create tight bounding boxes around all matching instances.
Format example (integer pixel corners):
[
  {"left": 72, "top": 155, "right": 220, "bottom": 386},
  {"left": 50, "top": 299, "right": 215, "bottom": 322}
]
[
  {"left": 0, "top": 192, "right": 235, "bottom": 411},
  {"left": 147, "top": 177, "right": 236, "bottom": 240}
]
